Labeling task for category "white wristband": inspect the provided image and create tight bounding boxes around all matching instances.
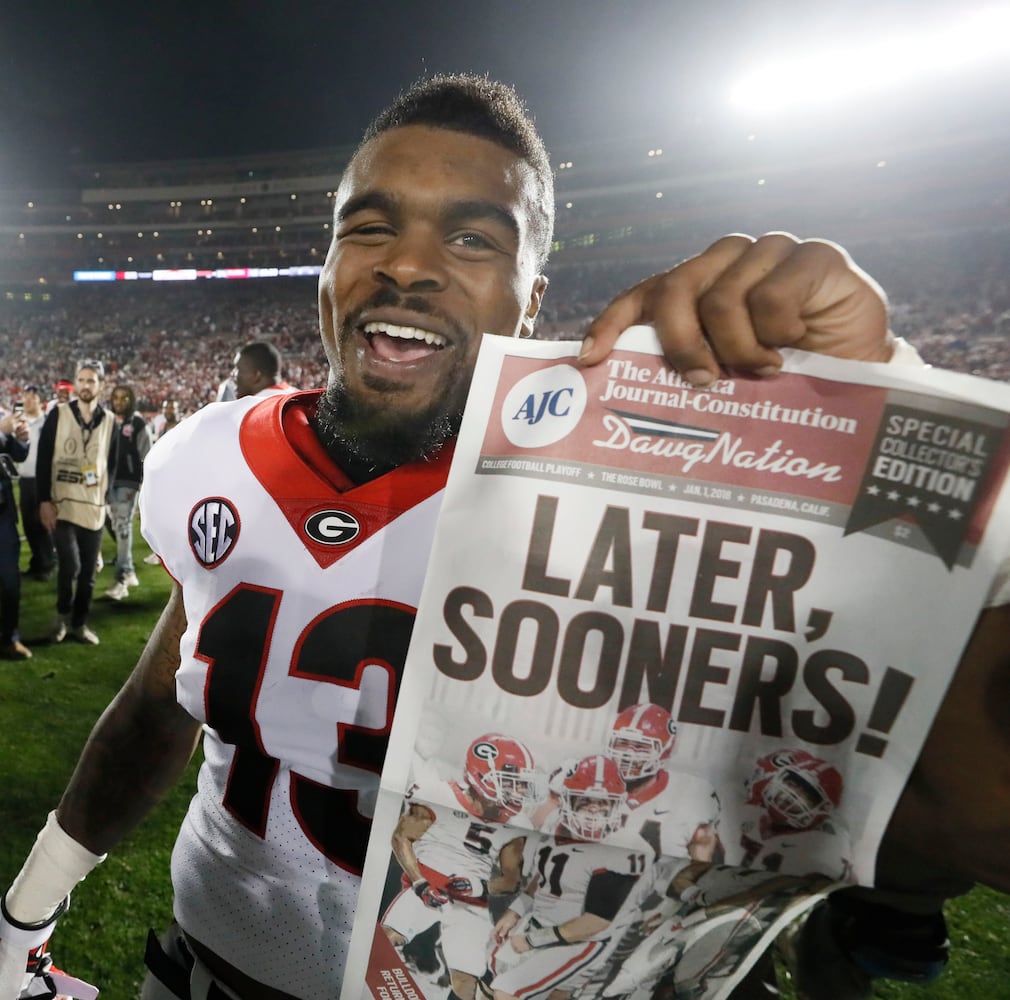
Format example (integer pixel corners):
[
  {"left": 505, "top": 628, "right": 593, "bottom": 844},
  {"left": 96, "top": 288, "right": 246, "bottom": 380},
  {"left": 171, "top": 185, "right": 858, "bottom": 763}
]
[
  {"left": 0, "top": 894, "right": 68, "bottom": 950},
  {"left": 5, "top": 813, "right": 106, "bottom": 924},
  {"left": 508, "top": 893, "right": 533, "bottom": 918},
  {"left": 886, "top": 335, "right": 927, "bottom": 368},
  {"left": 525, "top": 923, "right": 566, "bottom": 948}
]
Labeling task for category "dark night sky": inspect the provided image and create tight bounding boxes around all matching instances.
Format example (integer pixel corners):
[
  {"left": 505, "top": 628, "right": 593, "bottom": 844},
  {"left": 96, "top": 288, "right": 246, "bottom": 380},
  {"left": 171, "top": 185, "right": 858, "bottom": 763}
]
[{"left": 0, "top": 0, "right": 999, "bottom": 185}]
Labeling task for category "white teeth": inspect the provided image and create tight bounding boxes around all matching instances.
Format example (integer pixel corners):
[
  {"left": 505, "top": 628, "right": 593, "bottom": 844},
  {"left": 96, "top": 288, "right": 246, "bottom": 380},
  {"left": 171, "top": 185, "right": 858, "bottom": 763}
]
[{"left": 362, "top": 322, "right": 447, "bottom": 347}]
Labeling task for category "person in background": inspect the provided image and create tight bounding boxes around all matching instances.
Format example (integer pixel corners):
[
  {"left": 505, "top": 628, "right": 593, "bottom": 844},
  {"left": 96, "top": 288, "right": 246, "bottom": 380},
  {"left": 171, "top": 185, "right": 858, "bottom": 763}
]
[
  {"left": 14, "top": 386, "right": 56, "bottom": 581},
  {"left": 0, "top": 409, "right": 30, "bottom": 660},
  {"left": 36, "top": 360, "right": 115, "bottom": 646},
  {"left": 215, "top": 372, "right": 237, "bottom": 402},
  {"left": 143, "top": 399, "right": 184, "bottom": 566},
  {"left": 45, "top": 380, "right": 73, "bottom": 415},
  {"left": 104, "top": 385, "right": 152, "bottom": 602},
  {"left": 151, "top": 399, "right": 182, "bottom": 442},
  {"left": 231, "top": 340, "right": 298, "bottom": 398}
]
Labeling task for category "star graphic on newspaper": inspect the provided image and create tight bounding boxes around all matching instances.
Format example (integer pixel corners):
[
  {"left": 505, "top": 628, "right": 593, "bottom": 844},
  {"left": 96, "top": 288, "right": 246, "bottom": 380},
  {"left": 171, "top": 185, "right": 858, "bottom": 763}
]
[
  {"left": 906, "top": 495, "right": 921, "bottom": 508},
  {"left": 587, "top": 471, "right": 595, "bottom": 480},
  {"left": 948, "top": 508, "right": 964, "bottom": 520},
  {"left": 886, "top": 490, "right": 901, "bottom": 502},
  {"left": 737, "top": 494, "right": 746, "bottom": 502},
  {"left": 668, "top": 483, "right": 677, "bottom": 492},
  {"left": 927, "top": 501, "right": 942, "bottom": 514},
  {"left": 866, "top": 484, "right": 880, "bottom": 496}
]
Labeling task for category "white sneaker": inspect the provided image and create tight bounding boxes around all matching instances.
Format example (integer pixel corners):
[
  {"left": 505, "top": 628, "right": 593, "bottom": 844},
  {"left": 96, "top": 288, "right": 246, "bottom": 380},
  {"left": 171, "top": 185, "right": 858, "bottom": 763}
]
[
  {"left": 96, "top": 553, "right": 104, "bottom": 572},
  {"left": 51, "top": 616, "right": 68, "bottom": 643},
  {"left": 105, "top": 581, "right": 129, "bottom": 601},
  {"left": 143, "top": 553, "right": 161, "bottom": 565},
  {"left": 69, "top": 624, "right": 100, "bottom": 645},
  {"left": 124, "top": 571, "right": 140, "bottom": 588}
]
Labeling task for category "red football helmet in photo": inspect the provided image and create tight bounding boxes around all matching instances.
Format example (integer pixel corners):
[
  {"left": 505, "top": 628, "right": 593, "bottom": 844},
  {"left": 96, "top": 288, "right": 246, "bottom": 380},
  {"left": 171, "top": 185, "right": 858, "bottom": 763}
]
[
  {"left": 558, "top": 754, "right": 628, "bottom": 841},
  {"left": 607, "top": 703, "right": 677, "bottom": 781},
  {"left": 747, "top": 748, "right": 844, "bottom": 830},
  {"left": 464, "top": 733, "right": 543, "bottom": 817}
]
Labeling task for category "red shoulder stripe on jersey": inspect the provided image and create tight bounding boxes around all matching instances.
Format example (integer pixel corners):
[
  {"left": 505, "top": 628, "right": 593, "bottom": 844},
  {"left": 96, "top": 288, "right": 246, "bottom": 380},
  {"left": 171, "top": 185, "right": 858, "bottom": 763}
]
[
  {"left": 626, "top": 768, "right": 670, "bottom": 809},
  {"left": 239, "top": 391, "right": 454, "bottom": 568},
  {"left": 449, "top": 780, "right": 482, "bottom": 817}
]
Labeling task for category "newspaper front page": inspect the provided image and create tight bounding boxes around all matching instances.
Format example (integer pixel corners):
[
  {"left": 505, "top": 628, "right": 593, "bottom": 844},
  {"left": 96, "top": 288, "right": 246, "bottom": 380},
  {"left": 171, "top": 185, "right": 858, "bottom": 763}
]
[{"left": 346, "top": 328, "right": 1010, "bottom": 1000}]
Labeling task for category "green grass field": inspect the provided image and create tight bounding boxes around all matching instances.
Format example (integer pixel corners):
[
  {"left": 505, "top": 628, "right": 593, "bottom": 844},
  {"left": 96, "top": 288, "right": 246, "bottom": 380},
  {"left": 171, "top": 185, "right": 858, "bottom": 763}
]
[{"left": 0, "top": 518, "right": 1006, "bottom": 998}]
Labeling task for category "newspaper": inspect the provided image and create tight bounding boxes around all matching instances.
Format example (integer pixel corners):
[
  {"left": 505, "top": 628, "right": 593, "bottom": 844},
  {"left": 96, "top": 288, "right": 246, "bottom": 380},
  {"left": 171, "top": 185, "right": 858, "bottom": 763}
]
[{"left": 346, "top": 328, "right": 1010, "bottom": 1000}]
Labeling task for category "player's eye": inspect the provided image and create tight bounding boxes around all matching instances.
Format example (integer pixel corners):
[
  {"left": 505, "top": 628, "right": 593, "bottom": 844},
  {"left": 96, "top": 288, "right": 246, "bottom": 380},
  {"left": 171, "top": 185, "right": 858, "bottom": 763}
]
[
  {"left": 338, "top": 220, "right": 395, "bottom": 242},
  {"left": 449, "top": 231, "right": 496, "bottom": 252}
]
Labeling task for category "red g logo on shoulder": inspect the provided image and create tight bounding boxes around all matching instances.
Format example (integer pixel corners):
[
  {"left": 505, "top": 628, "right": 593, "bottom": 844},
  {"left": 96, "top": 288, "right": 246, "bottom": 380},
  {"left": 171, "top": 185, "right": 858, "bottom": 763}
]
[{"left": 189, "top": 497, "right": 240, "bottom": 568}]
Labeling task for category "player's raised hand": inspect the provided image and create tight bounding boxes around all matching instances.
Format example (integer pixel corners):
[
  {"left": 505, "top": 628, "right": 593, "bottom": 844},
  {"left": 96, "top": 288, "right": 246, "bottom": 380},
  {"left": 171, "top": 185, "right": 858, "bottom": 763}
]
[
  {"left": 492, "top": 909, "right": 520, "bottom": 945},
  {"left": 577, "top": 232, "right": 890, "bottom": 385}
]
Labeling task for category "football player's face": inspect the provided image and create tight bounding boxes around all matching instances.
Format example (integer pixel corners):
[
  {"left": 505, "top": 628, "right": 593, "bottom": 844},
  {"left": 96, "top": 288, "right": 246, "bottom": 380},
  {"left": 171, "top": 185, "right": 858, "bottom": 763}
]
[
  {"left": 574, "top": 795, "right": 609, "bottom": 815},
  {"left": 611, "top": 736, "right": 645, "bottom": 769},
  {"left": 769, "top": 771, "right": 824, "bottom": 828},
  {"left": 318, "top": 125, "right": 547, "bottom": 463},
  {"left": 233, "top": 354, "right": 261, "bottom": 399}
]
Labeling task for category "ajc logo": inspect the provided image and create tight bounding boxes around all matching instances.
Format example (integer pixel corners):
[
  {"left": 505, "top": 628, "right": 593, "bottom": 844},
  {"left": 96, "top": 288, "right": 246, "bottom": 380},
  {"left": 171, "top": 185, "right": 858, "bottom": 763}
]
[{"left": 500, "top": 364, "right": 587, "bottom": 448}]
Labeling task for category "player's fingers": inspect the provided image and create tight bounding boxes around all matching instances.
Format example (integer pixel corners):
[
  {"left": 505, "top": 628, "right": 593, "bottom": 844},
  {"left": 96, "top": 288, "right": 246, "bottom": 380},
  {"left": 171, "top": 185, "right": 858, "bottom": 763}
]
[
  {"left": 748, "top": 239, "right": 890, "bottom": 360},
  {"left": 579, "top": 234, "right": 757, "bottom": 385},
  {"left": 645, "top": 235, "right": 764, "bottom": 383},
  {"left": 577, "top": 279, "right": 654, "bottom": 366},
  {"left": 695, "top": 232, "right": 805, "bottom": 372}
]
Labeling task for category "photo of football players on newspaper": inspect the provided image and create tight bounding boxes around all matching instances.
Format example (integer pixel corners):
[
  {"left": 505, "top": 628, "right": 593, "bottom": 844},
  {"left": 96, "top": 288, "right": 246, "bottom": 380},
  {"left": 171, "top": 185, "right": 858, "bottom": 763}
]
[{"left": 350, "top": 330, "right": 1010, "bottom": 1000}]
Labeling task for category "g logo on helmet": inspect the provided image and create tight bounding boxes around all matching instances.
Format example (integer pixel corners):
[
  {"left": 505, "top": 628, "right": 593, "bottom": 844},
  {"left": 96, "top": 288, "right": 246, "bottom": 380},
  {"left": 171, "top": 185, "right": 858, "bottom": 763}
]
[
  {"left": 305, "top": 509, "right": 360, "bottom": 545},
  {"left": 189, "top": 497, "right": 240, "bottom": 568},
  {"left": 471, "top": 741, "right": 500, "bottom": 763}
]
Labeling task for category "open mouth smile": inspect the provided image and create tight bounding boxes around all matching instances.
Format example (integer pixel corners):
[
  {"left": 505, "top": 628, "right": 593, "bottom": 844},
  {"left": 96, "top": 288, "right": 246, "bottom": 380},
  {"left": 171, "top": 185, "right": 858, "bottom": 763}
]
[{"left": 360, "top": 321, "right": 449, "bottom": 364}]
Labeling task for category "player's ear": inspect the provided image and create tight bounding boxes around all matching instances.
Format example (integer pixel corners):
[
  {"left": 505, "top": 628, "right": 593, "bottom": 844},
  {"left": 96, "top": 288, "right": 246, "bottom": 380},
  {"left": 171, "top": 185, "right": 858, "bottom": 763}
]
[{"left": 519, "top": 275, "right": 548, "bottom": 339}]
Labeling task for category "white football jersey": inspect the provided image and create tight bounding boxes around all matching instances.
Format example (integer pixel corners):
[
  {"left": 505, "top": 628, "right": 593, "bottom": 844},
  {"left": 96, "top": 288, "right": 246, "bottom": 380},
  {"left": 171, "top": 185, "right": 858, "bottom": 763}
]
[
  {"left": 738, "top": 804, "right": 853, "bottom": 880},
  {"left": 140, "top": 392, "right": 453, "bottom": 998},
  {"left": 406, "top": 777, "right": 527, "bottom": 888},
  {"left": 625, "top": 768, "right": 721, "bottom": 860},
  {"left": 527, "top": 831, "right": 653, "bottom": 936}
]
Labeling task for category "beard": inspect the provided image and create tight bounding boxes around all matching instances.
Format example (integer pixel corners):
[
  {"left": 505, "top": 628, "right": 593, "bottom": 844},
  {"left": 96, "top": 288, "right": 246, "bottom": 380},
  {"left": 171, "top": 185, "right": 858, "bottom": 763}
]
[
  {"left": 314, "top": 372, "right": 462, "bottom": 480},
  {"left": 314, "top": 288, "right": 473, "bottom": 480}
]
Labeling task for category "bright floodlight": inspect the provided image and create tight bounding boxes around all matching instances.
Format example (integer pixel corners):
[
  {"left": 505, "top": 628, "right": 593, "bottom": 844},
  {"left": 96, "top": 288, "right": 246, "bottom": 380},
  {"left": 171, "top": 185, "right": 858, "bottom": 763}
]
[{"left": 730, "top": 6, "right": 1010, "bottom": 114}]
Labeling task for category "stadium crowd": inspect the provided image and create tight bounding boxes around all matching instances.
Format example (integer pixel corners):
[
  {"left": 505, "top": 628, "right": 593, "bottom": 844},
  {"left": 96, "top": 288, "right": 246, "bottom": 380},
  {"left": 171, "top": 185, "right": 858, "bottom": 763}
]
[{"left": 0, "top": 229, "right": 1007, "bottom": 420}]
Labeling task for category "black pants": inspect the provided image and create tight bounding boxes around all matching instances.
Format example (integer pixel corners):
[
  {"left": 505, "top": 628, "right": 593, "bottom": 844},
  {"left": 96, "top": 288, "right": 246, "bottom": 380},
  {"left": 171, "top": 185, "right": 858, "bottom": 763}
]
[
  {"left": 0, "top": 515, "right": 22, "bottom": 643},
  {"left": 53, "top": 520, "right": 103, "bottom": 627},
  {"left": 18, "top": 477, "right": 55, "bottom": 574}
]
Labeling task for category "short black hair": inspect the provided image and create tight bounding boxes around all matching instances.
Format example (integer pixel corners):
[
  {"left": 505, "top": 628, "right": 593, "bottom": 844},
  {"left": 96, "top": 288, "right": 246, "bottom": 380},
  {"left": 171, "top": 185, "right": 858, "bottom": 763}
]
[
  {"left": 239, "top": 341, "right": 282, "bottom": 380},
  {"left": 359, "top": 73, "right": 554, "bottom": 271}
]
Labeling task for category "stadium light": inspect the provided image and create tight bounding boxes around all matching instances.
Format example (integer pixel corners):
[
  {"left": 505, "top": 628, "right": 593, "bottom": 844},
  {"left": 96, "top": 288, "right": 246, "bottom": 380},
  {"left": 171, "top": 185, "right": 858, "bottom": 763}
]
[{"left": 730, "top": 6, "right": 1010, "bottom": 114}]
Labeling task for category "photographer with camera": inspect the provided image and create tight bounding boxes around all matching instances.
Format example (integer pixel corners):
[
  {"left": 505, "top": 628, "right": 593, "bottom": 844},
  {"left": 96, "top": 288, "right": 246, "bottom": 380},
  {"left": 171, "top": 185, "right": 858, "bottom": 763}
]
[{"left": 36, "top": 361, "right": 115, "bottom": 647}]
